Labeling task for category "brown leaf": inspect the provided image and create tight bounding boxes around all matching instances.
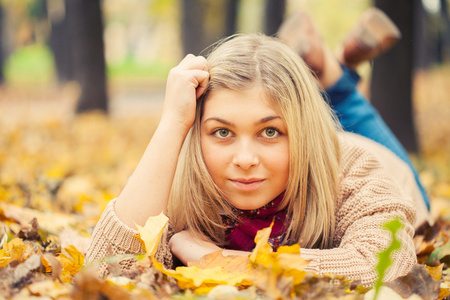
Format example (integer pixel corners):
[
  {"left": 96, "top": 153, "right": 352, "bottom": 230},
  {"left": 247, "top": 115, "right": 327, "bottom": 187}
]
[
  {"left": 11, "top": 254, "right": 42, "bottom": 290},
  {"left": 385, "top": 264, "right": 440, "bottom": 300},
  {"left": 42, "top": 253, "right": 62, "bottom": 280},
  {"left": 18, "top": 218, "right": 42, "bottom": 243},
  {"left": 71, "top": 270, "right": 134, "bottom": 300}
]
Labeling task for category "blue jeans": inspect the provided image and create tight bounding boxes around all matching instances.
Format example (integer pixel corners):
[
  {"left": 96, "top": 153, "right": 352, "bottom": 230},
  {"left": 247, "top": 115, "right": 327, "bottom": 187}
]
[{"left": 324, "top": 67, "right": 430, "bottom": 209}]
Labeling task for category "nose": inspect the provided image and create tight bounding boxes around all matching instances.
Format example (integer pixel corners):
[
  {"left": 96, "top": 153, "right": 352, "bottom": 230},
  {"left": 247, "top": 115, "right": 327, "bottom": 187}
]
[{"left": 232, "top": 139, "right": 259, "bottom": 170}]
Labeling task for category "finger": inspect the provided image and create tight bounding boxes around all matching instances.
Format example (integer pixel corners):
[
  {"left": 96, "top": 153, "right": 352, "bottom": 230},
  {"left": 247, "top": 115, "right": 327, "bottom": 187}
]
[
  {"left": 192, "top": 70, "right": 209, "bottom": 99},
  {"left": 179, "top": 54, "right": 207, "bottom": 71}
]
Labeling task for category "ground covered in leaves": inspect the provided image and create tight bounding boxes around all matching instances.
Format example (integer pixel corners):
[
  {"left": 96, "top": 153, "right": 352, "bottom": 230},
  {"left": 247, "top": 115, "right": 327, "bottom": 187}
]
[{"left": 0, "top": 66, "right": 450, "bottom": 299}]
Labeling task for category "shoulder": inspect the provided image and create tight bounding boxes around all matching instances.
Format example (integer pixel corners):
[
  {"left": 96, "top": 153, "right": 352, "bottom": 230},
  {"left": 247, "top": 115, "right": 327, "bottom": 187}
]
[{"left": 334, "top": 132, "right": 416, "bottom": 238}]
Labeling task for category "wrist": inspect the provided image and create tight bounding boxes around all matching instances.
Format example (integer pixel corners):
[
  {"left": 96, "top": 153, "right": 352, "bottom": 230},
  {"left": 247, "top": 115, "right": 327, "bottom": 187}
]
[
  {"left": 157, "top": 116, "right": 193, "bottom": 142},
  {"left": 159, "top": 113, "right": 194, "bottom": 136}
]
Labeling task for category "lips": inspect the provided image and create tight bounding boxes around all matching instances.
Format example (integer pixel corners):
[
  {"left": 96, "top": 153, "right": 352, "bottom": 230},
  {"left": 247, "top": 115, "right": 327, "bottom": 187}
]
[{"left": 229, "top": 178, "right": 265, "bottom": 192}]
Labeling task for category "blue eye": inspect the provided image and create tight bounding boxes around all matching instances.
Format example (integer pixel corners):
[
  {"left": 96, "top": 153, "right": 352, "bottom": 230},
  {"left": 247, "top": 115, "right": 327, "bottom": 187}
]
[
  {"left": 214, "top": 129, "right": 231, "bottom": 138},
  {"left": 261, "top": 127, "right": 279, "bottom": 138}
]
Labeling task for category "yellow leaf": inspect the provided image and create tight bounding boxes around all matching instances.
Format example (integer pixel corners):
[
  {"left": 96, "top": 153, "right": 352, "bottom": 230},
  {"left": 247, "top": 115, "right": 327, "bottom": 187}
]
[
  {"left": 176, "top": 265, "right": 248, "bottom": 287},
  {"left": 188, "top": 250, "right": 249, "bottom": 273},
  {"left": 277, "top": 244, "right": 300, "bottom": 254},
  {"left": 0, "top": 249, "right": 11, "bottom": 268},
  {"left": 3, "top": 237, "right": 27, "bottom": 262},
  {"left": 425, "top": 264, "right": 443, "bottom": 281},
  {"left": 64, "top": 245, "right": 85, "bottom": 266},
  {"left": 153, "top": 225, "right": 310, "bottom": 296},
  {"left": 153, "top": 256, "right": 249, "bottom": 291},
  {"left": 249, "top": 224, "right": 273, "bottom": 267},
  {"left": 152, "top": 257, "right": 196, "bottom": 289},
  {"left": 41, "top": 254, "right": 52, "bottom": 273},
  {"left": 57, "top": 245, "right": 85, "bottom": 277},
  {"left": 135, "top": 212, "right": 169, "bottom": 256}
]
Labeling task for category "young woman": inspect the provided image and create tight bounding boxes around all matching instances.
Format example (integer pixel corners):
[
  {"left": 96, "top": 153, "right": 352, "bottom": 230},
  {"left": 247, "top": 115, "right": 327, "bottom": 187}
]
[{"left": 86, "top": 12, "right": 429, "bottom": 287}]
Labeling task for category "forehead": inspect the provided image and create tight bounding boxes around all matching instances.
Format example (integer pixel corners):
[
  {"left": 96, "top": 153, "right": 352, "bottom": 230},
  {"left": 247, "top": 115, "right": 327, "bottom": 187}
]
[{"left": 202, "top": 87, "right": 278, "bottom": 117}]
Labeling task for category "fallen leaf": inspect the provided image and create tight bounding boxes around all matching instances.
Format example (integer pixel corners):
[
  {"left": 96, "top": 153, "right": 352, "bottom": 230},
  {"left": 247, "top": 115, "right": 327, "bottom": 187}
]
[
  {"left": 188, "top": 250, "right": 249, "bottom": 273},
  {"left": 425, "top": 264, "right": 444, "bottom": 281},
  {"left": 385, "top": 264, "right": 440, "bottom": 300},
  {"left": 364, "top": 286, "right": 422, "bottom": 300},
  {"left": 135, "top": 212, "right": 168, "bottom": 257},
  {"left": 42, "top": 252, "right": 62, "bottom": 279},
  {"left": 57, "top": 245, "right": 84, "bottom": 281},
  {"left": 13, "top": 254, "right": 41, "bottom": 283},
  {"left": 429, "top": 241, "right": 450, "bottom": 265},
  {"left": 26, "top": 279, "right": 71, "bottom": 298}
]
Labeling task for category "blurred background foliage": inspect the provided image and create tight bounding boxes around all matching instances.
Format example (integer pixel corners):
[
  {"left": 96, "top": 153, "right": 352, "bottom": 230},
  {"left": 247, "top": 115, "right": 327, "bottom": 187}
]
[
  {"left": 0, "top": 0, "right": 449, "bottom": 207},
  {"left": 0, "top": 0, "right": 447, "bottom": 85},
  {"left": 0, "top": 0, "right": 402, "bottom": 86}
]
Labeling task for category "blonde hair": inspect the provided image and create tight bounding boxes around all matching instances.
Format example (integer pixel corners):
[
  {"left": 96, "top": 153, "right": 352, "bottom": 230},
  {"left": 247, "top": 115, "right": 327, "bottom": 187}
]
[{"left": 169, "top": 33, "right": 341, "bottom": 249}]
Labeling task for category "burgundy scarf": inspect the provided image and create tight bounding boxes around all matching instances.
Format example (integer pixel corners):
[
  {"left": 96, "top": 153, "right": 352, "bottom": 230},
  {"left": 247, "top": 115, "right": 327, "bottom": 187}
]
[{"left": 221, "top": 193, "right": 290, "bottom": 252}]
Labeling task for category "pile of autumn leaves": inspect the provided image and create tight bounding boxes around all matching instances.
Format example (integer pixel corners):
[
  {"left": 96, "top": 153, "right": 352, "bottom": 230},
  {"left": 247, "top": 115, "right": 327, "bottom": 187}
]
[{"left": 0, "top": 113, "right": 449, "bottom": 299}]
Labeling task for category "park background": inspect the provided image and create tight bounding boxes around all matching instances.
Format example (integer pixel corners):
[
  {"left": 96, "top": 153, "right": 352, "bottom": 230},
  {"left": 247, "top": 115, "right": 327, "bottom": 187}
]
[{"left": 0, "top": 0, "right": 449, "bottom": 298}]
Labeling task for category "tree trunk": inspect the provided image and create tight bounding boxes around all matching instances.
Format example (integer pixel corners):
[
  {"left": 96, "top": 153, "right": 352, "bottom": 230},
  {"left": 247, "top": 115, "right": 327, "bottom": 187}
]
[
  {"left": 225, "top": 0, "right": 239, "bottom": 37},
  {"left": 0, "top": 3, "right": 4, "bottom": 84},
  {"left": 181, "top": 0, "right": 208, "bottom": 56},
  {"left": 66, "top": 0, "right": 108, "bottom": 113},
  {"left": 370, "top": 0, "right": 418, "bottom": 152},
  {"left": 264, "top": 0, "right": 286, "bottom": 36},
  {"left": 440, "top": 0, "right": 450, "bottom": 62},
  {"left": 48, "top": 2, "right": 74, "bottom": 83}
]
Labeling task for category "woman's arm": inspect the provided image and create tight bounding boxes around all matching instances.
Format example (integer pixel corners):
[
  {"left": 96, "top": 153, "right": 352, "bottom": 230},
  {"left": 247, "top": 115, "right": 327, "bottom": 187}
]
[
  {"left": 85, "top": 55, "right": 209, "bottom": 272},
  {"left": 115, "top": 55, "right": 209, "bottom": 229},
  {"left": 169, "top": 230, "right": 250, "bottom": 265},
  {"left": 301, "top": 135, "right": 418, "bottom": 287}
]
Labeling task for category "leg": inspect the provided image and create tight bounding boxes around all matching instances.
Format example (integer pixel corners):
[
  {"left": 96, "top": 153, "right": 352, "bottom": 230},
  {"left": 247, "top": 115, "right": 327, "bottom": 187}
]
[
  {"left": 278, "top": 9, "right": 430, "bottom": 209},
  {"left": 324, "top": 67, "right": 430, "bottom": 209}
]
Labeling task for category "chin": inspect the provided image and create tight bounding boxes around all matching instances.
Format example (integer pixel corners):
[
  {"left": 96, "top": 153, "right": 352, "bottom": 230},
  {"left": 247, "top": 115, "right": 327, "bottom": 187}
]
[{"left": 226, "top": 197, "right": 271, "bottom": 210}]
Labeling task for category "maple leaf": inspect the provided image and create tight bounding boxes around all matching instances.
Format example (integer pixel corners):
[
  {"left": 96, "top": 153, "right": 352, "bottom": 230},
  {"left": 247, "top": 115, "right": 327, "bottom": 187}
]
[
  {"left": 188, "top": 250, "right": 249, "bottom": 273},
  {"left": 152, "top": 224, "right": 310, "bottom": 297},
  {"left": 57, "top": 245, "right": 85, "bottom": 282}
]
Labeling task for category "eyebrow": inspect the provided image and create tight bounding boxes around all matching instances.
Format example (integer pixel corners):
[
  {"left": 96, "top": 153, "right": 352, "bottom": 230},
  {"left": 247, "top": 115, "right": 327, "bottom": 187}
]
[{"left": 203, "top": 116, "right": 281, "bottom": 126}]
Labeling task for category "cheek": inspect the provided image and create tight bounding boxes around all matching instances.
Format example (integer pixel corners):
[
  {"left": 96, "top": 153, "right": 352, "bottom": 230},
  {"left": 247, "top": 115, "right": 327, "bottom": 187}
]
[
  {"left": 201, "top": 138, "right": 225, "bottom": 181},
  {"left": 267, "top": 144, "right": 290, "bottom": 185}
]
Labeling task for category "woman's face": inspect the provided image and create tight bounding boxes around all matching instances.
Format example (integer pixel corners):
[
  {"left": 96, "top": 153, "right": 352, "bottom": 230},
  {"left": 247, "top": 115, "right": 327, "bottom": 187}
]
[{"left": 200, "top": 87, "right": 290, "bottom": 210}]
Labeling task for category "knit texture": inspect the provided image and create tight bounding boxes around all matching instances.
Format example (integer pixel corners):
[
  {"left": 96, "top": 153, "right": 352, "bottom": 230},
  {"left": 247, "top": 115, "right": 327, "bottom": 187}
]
[{"left": 85, "top": 132, "right": 426, "bottom": 286}]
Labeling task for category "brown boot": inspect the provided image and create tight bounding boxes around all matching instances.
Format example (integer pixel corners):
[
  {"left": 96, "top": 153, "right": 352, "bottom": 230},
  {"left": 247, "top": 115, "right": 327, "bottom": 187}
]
[
  {"left": 277, "top": 11, "right": 325, "bottom": 79},
  {"left": 339, "top": 8, "right": 401, "bottom": 69}
]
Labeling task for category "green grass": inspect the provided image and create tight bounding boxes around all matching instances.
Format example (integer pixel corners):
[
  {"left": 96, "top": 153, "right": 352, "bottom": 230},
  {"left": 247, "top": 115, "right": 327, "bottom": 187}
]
[
  {"left": 106, "top": 56, "right": 172, "bottom": 81},
  {"left": 3, "top": 43, "right": 56, "bottom": 87},
  {"left": 2, "top": 44, "right": 172, "bottom": 88}
]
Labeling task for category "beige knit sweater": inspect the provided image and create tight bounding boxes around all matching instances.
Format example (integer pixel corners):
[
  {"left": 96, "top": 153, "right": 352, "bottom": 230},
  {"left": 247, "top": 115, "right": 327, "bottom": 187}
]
[{"left": 85, "top": 132, "right": 429, "bottom": 287}]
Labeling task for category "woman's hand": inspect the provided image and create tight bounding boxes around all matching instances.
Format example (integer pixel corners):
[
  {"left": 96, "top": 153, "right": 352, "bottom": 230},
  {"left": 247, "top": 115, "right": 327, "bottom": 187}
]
[
  {"left": 169, "top": 230, "right": 221, "bottom": 265},
  {"left": 161, "top": 54, "right": 209, "bottom": 131},
  {"left": 115, "top": 55, "right": 208, "bottom": 228},
  {"left": 169, "top": 230, "right": 251, "bottom": 265}
]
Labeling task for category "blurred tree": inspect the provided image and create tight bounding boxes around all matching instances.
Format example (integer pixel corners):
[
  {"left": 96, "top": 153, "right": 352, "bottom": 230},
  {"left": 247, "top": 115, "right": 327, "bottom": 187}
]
[
  {"left": 65, "top": 0, "right": 108, "bottom": 113},
  {"left": 225, "top": 0, "right": 239, "bottom": 37},
  {"left": 181, "top": 0, "right": 207, "bottom": 55},
  {"left": 441, "top": 0, "right": 450, "bottom": 61},
  {"left": 0, "top": 3, "right": 4, "bottom": 83},
  {"left": 48, "top": 0, "right": 74, "bottom": 83},
  {"left": 370, "top": 0, "right": 419, "bottom": 152},
  {"left": 263, "top": 0, "right": 286, "bottom": 36},
  {"left": 181, "top": 0, "right": 240, "bottom": 56}
]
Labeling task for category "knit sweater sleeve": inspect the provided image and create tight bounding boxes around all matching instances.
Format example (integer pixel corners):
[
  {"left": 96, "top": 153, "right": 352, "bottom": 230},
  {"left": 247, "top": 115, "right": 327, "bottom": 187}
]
[
  {"left": 300, "top": 134, "right": 417, "bottom": 287},
  {"left": 85, "top": 198, "right": 174, "bottom": 276}
]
